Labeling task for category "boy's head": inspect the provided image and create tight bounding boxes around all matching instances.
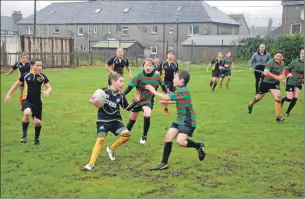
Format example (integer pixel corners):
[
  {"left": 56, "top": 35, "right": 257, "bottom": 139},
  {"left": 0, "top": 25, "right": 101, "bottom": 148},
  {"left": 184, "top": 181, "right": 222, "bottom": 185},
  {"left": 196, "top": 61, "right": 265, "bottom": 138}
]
[
  {"left": 225, "top": 52, "right": 231, "bottom": 58},
  {"left": 153, "top": 55, "right": 160, "bottom": 65},
  {"left": 20, "top": 53, "right": 29, "bottom": 63},
  {"left": 167, "top": 51, "right": 175, "bottom": 61},
  {"left": 110, "top": 73, "right": 124, "bottom": 91},
  {"left": 274, "top": 50, "right": 285, "bottom": 63},
  {"left": 300, "top": 49, "right": 304, "bottom": 61},
  {"left": 116, "top": 48, "right": 124, "bottom": 58},
  {"left": 217, "top": 52, "right": 223, "bottom": 59},
  {"left": 30, "top": 58, "right": 42, "bottom": 74},
  {"left": 173, "top": 70, "right": 190, "bottom": 87},
  {"left": 143, "top": 58, "right": 154, "bottom": 74}
]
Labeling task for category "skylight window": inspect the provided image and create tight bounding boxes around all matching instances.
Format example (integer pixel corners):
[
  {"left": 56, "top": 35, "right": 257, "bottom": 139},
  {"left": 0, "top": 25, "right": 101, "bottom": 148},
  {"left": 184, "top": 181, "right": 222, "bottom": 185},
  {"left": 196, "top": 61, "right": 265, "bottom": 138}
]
[
  {"left": 95, "top": 8, "right": 102, "bottom": 13},
  {"left": 123, "top": 7, "right": 131, "bottom": 13},
  {"left": 177, "top": 6, "right": 182, "bottom": 11},
  {"left": 50, "top": 10, "right": 55, "bottom": 14}
]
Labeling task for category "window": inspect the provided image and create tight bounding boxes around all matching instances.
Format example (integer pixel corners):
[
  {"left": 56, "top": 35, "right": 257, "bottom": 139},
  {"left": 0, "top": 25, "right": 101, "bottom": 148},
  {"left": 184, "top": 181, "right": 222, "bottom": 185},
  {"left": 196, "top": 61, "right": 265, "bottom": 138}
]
[
  {"left": 78, "top": 26, "right": 84, "bottom": 36},
  {"left": 54, "top": 26, "right": 59, "bottom": 34},
  {"left": 122, "top": 27, "right": 129, "bottom": 36},
  {"left": 93, "top": 26, "right": 97, "bottom": 34},
  {"left": 123, "top": 7, "right": 131, "bottom": 13},
  {"left": 169, "top": 26, "right": 173, "bottom": 34},
  {"left": 49, "top": 10, "right": 55, "bottom": 15},
  {"left": 78, "top": 45, "right": 86, "bottom": 51},
  {"left": 94, "top": 8, "right": 102, "bottom": 13},
  {"left": 177, "top": 6, "right": 182, "bottom": 11},
  {"left": 168, "top": 47, "right": 173, "bottom": 51},
  {"left": 151, "top": 26, "right": 158, "bottom": 34},
  {"left": 26, "top": 26, "right": 32, "bottom": 34},
  {"left": 291, "top": 23, "right": 301, "bottom": 34},
  {"left": 150, "top": 47, "right": 157, "bottom": 54},
  {"left": 107, "top": 26, "right": 111, "bottom": 34},
  {"left": 188, "top": 25, "right": 199, "bottom": 36},
  {"left": 43, "top": 26, "right": 47, "bottom": 34}
]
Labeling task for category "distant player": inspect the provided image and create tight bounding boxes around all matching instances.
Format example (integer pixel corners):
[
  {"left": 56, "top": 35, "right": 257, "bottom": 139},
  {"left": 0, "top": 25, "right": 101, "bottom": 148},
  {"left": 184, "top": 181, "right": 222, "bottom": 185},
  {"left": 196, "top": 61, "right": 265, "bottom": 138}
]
[
  {"left": 124, "top": 58, "right": 167, "bottom": 144},
  {"left": 248, "top": 50, "right": 286, "bottom": 123},
  {"left": 5, "top": 53, "right": 31, "bottom": 106},
  {"left": 206, "top": 52, "right": 224, "bottom": 92},
  {"left": 281, "top": 49, "right": 304, "bottom": 117},
  {"left": 219, "top": 52, "right": 233, "bottom": 89},
  {"left": 83, "top": 73, "right": 140, "bottom": 171},
  {"left": 105, "top": 48, "right": 133, "bottom": 85},
  {"left": 145, "top": 70, "right": 205, "bottom": 170},
  {"left": 4, "top": 58, "right": 52, "bottom": 145},
  {"left": 153, "top": 55, "right": 160, "bottom": 73},
  {"left": 156, "top": 51, "right": 179, "bottom": 115}
]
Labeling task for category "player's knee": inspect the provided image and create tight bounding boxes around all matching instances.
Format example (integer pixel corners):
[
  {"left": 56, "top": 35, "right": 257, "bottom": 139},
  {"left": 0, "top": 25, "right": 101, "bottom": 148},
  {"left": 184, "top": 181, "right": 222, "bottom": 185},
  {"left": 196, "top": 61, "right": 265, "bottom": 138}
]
[
  {"left": 286, "top": 98, "right": 292, "bottom": 102},
  {"left": 34, "top": 120, "right": 42, "bottom": 126},
  {"left": 24, "top": 108, "right": 31, "bottom": 116},
  {"left": 176, "top": 139, "right": 186, "bottom": 147},
  {"left": 97, "top": 136, "right": 106, "bottom": 144},
  {"left": 144, "top": 110, "right": 152, "bottom": 117}
]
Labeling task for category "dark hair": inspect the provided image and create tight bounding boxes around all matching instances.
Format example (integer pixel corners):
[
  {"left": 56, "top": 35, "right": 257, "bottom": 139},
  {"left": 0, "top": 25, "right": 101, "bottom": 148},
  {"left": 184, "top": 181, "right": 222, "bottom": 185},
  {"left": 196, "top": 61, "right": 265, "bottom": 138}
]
[
  {"left": 176, "top": 70, "right": 190, "bottom": 85},
  {"left": 153, "top": 55, "right": 159, "bottom": 59},
  {"left": 275, "top": 50, "right": 285, "bottom": 57},
  {"left": 109, "top": 73, "right": 123, "bottom": 82},
  {"left": 30, "top": 58, "right": 42, "bottom": 65},
  {"left": 167, "top": 50, "right": 175, "bottom": 56},
  {"left": 142, "top": 58, "right": 154, "bottom": 66}
]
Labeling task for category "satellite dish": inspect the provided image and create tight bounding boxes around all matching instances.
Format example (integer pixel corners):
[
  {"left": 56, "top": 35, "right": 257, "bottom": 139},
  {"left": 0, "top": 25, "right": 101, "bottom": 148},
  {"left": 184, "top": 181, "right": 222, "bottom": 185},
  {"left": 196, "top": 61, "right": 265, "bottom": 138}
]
[{"left": 301, "top": 9, "right": 304, "bottom": 20}]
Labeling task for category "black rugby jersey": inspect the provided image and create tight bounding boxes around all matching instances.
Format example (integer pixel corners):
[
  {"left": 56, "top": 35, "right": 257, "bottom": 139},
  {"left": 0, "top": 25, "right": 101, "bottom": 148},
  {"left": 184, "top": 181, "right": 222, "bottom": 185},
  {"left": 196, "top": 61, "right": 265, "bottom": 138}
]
[
  {"left": 106, "top": 56, "right": 129, "bottom": 74},
  {"left": 211, "top": 58, "right": 224, "bottom": 72},
  {"left": 12, "top": 61, "right": 31, "bottom": 79},
  {"left": 157, "top": 60, "right": 178, "bottom": 81}
]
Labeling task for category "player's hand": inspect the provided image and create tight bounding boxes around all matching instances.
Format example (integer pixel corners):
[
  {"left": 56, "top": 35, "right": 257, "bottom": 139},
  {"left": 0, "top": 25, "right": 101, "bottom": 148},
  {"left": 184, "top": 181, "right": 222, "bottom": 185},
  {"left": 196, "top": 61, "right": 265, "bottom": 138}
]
[
  {"left": 145, "top": 85, "right": 156, "bottom": 93},
  {"left": 287, "top": 73, "right": 293, "bottom": 78},
  {"left": 4, "top": 95, "right": 11, "bottom": 104},
  {"left": 219, "top": 66, "right": 224, "bottom": 70},
  {"left": 276, "top": 75, "right": 284, "bottom": 81},
  {"left": 129, "top": 73, "right": 133, "bottom": 80},
  {"left": 89, "top": 97, "right": 101, "bottom": 108},
  {"left": 134, "top": 91, "right": 140, "bottom": 102},
  {"left": 43, "top": 91, "right": 50, "bottom": 97}
]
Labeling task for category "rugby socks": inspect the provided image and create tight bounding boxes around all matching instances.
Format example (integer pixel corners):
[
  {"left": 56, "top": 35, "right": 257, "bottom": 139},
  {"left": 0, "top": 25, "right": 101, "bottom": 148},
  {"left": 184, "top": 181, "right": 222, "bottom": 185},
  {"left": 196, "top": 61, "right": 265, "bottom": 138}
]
[
  {"left": 34, "top": 125, "right": 42, "bottom": 140},
  {"left": 126, "top": 119, "right": 136, "bottom": 131},
  {"left": 209, "top": 81, "right": 213, "bottom": 87},
  {"left": 274, "top": 100, "right": 282, "bottom": 117},
  {"left": 186, "top": 139, "right": 201, "bottom": 149},
  {"left": 89, "top": 136, "right": 105, "bottom": 165},
  {"left": 143, "top": 116, "right": 150, "bottom": 138},
  {"left": 110, "top": 133, "right": 130, "bottom": 150},
  {"left": 286, "top": 98, "right": 297, "bottom": 114},
  {"left": 161, "top": 142, "right": 172, "bottom": 164},
  {"left": 212, "top": 82, "right": 217, "bottom": 90},
  {"left": 22, "top": 122, "right": 29, "bottom": 136},
  {"left": 250, "top": 96, "right": 260, "bottom": 106},
  {"left": 281, "top": 97, "right": 291, "bottom": 107}
]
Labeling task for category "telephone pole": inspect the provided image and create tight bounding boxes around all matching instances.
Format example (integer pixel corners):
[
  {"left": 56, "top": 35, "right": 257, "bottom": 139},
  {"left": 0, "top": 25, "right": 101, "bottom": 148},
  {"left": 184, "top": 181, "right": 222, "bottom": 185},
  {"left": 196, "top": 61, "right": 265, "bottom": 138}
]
[{"left": 33, "top": 0, "right": 37, "bottom": 38}]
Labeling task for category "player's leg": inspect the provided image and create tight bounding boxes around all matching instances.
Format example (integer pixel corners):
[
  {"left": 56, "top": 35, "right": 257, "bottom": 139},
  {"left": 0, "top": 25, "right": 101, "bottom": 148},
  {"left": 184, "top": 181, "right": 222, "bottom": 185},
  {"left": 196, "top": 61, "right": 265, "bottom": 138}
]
[
  {"left": 281, "top": 84, "right": 293, "bottom": 108},
  {"left": 20, "top": 100, "right": 32, "bottom": 143},
  {"left": 285, "top": 86, "right": 301, "bottom": 116},
  {"left": 19, "top": 85, "right": 24, "bottom": 107},
  {"left": 176, "top": 127, "right": 205, "bottom": 161},
  {"left": 270, "top": 88, "right": 284, "bottom": 123},
  {"left": 140, "top": 105, "right": 152, "bottom": 144},
  {"left": 248, "top": 80, "right": 267, "bottom": 114},
  {"left": 163, "top": 82, "right": 170, "bottom": 115},
  {"left": 126, "top": 110, "right": 140, "bottom": 131},
  {"left": 225, "top": 71, "right": 231, "bottom": 89},
  {"left": 32, "top": 104, "right": 43, "bottom": 145},
  {"left": 209, "top": 73, "right": 213, "bottom": 87},
  {"left": 83, "top": 123, "right": 109, "bottom": 171},
  {"left": 107, "top": 123, "right": 130, "bottom": 160},
  {"left": 254, "top": 71, "right": 261, "bottom": 94},
  {"left": 150, "top": 126, "right": 179, "bottom": 170},
  {"left": 219, "top": 72, "right": 225, "bottom": 88}
]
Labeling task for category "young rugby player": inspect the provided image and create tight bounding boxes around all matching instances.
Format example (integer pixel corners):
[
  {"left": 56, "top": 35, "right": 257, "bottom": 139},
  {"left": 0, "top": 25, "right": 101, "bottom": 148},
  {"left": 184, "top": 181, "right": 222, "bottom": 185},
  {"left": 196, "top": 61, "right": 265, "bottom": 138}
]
[
  {"left": 105, "top": 48, "right": 133, "bottom": 85},
  {"left": 281, "top": 49, "right": 304, "bottom": 117},
  {"left": 4, "top": 58, "right": 52, "bottom": 145},
  {"left": 206, "top": 52, "right": 224, "bottom": 92},
  {"left": 219, "top": 52, "right": 233, "bottom": 89},
  {"left": 145, "top": 70, "right": 205, "bottom": 170},
  {"left": 83, "top": 73, "right": 140, "bottom": 171},
  {"left": 248, "top": 50, "right": 286, "bottom": 123},
  {"left": 124, "top": 58, "right": 167, "bottom": 144},
  {"left": 156, "top": 51, "right": 179, "bottom": 115}
]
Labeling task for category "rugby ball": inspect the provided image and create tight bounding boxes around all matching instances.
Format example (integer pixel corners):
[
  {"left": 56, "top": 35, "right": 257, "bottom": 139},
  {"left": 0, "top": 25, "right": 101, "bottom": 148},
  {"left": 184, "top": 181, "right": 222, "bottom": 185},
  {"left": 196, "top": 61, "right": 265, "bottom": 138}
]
[{"left": 92, "top": 89, "right": 107, "bottom": 108}]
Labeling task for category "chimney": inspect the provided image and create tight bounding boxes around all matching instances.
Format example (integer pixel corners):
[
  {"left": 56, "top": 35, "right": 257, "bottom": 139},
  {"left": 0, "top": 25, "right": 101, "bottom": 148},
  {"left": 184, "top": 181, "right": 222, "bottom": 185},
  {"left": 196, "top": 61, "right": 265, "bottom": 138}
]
[
  {"left": 267, "top": 18, "right": 272, "bottom": 37},
  {"left": 12, "top": 11, "right": 23, "bottom": 25}
]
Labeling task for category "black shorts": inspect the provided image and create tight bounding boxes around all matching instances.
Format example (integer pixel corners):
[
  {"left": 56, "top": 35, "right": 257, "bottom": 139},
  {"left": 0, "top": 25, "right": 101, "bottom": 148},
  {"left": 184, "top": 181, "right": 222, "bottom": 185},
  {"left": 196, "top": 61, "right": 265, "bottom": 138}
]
[
  {"left": 21, "top": 100, "right": 42, "bottom": 120},
  {"left": 258, "top": 81, "right": 280, "bottom": 94},
  {"left": 220, "top": 70, "right": 231, "bottom": 78},
  {"left": 165, "top": 81, "right": 175, "bottom": 92},
  {"left": 96, "top": 121, "right": 128, "bottom": 137},
  {"left": 170, "top": 123, "right": 195, "bottom": 137},
  {"left": 131, "top": 103, "right": 153, "bottom": 113},
  {"left": 285, "top": 84, "right": 302, "bottom": 92},
  {"left": 212, "top": 70, "right": 220, "bottom": 78}
]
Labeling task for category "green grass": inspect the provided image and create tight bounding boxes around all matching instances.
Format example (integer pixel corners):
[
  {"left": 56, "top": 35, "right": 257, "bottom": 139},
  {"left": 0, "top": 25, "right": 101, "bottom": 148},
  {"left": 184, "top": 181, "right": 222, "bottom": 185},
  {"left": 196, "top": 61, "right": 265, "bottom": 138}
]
[{"left": 1, "top": 65, "right": 304, "bottom": 198}]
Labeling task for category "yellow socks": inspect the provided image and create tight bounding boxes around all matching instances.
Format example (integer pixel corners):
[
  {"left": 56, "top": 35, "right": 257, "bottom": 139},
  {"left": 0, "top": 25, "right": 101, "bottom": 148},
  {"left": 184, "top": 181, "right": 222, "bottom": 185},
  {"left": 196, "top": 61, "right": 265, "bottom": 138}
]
[
  {"left": 89, "top": 136, "right": 105, "bottom": 165},
  {"left": 275, "top": 100, "right": 281, "bottom": 117},
  {"left": 110, "top": 132, "right": 130, "bottom": 150}
]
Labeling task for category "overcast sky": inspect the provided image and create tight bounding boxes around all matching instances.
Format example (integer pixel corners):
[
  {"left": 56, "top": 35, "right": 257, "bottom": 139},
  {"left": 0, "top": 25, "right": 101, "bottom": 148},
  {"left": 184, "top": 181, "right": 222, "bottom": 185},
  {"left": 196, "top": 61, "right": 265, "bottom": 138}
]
[{"left": 1, "top": 1, "right": 283, "bottom": 27}]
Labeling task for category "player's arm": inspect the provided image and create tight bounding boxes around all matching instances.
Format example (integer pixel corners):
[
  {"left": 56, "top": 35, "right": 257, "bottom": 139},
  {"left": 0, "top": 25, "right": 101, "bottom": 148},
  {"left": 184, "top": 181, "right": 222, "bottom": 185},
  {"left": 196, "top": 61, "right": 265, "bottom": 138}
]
[
  {"left": 125, "top": 59, "right": 133, "bottom": 78},
  {"left": 41, "top": 75, "right": 52, "bottom": 96},
  {"left": 155, "top": 62, "right": 163, "bottom": 75},
  {"left": 285, "top": 61, "right": 294, "bottom": 78},
  {"left": 4, "top": 80, "right": 23, "bottom": 103},
  {"left": 122, "top": 91, "right": 140, "bottom": 111},
  {"left": 5, "top": 63, "right": 18, "bottom": 76},
  {"left": 145, "top": 85, "right": 171, "bottom": 101},
  {"left": 263, "top": 63, "right": 283, "bottom": 81},
  {"left": 105, "top": 57, "right": 116, "bottom": 74},
  {"left": 158, "top": 76, "right": 168, "bottom": 94},
  {"left": 123, "top": 74, "right": 139, "bottom": 96},
  {"left": 160, "top": 100, "right": 176, "bottom": 104},
  {"left": 249, "top": 53, "right": 256, "bottom": 69}
]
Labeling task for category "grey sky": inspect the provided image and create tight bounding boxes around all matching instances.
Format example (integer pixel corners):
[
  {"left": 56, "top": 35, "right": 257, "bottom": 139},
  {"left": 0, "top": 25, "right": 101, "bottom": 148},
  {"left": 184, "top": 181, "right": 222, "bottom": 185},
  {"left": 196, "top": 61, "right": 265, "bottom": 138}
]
[{"left": 1, "top": 1, "right": 282, "bottom": 27}]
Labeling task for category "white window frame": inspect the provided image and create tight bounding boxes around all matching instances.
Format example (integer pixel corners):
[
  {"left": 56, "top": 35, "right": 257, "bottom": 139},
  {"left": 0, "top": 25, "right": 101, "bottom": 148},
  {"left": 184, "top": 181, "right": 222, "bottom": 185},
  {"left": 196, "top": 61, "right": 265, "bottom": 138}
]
[
  {"left": 122, "top": 26, "right": 129, "bottom": 36},
  {"left": 79, "top": 45, "right": 86, "bottom": 51},
  {"left": 78, "top": 26, "right": 84, "bottom": 36},
  {"left": 151, "top": 26, "right": 158, "bottom": 34},
  {"left": 53, "top": 26, "right": 60, "bottom": 34},
  {"left": 94, "top": 8, "right": 102, "bottom": 13},
  {"left": 107, "top": 26, "right": 111, "bottom": 35},
  {"left": 150, "top": 47, "right": 157, "bottom": 54},
  {"left": 93, "top": 26, "right": 97, "bottom": 34},
  {"left": 188, "top": 25, "right": 193, "bottom": 36},
  {"left": 168, "top": 47, "right": 173, "bottom": 51},
  {"left": 169, "top": 26, "right": 173, "bottom": 34},
  {"left": 290, "top": 23, "right": 301, "bottom": 34},
  {"left": 26, "top": 26, "right": 32, "bottom": 34}
]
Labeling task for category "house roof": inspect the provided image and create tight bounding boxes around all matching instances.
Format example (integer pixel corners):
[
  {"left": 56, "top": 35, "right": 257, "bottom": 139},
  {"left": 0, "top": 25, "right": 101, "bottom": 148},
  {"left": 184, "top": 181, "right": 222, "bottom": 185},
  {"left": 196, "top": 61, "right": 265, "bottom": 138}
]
[
  {"left": 250, "top": 26, "right": 278, "bottom": 37},
  {"left": 228, "top": 14, "right": 250, "bottom": 33},
  {"left": 180, "top": 35, "right": 248, "bottom": 46},
  {"left": 282, "top": 0, "right": 304, "bottom": 6},
  {"left": 17, "top": 1, "right": 240, "bottom": 25},
  {"left": 269, "top": 25, "right": 283, "bottom": 38},
  {"left": 1, "top": 16, "right": 17, "bottom": 32},
  {"left": 92, "top": 40, "right": 145, "bottom": 49}
]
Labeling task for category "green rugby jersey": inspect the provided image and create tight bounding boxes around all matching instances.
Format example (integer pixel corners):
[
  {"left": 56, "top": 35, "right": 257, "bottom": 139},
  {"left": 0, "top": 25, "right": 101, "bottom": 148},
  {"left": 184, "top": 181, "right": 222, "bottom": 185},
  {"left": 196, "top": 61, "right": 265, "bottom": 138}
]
[
  {"left": 129, "top": 71, "right": 165, "bottom": 107},
  {"left": 222, "top": 57, "right": 232, "bottom": 71},
  {"left": 286, "top": 58, "right": 304, "bottom": 86},
  {"left": 168, "top": 86, "right": 196, "bottom": 128},
  {"left": 263, "top": 59, "right": 285, "bottom": 84}
]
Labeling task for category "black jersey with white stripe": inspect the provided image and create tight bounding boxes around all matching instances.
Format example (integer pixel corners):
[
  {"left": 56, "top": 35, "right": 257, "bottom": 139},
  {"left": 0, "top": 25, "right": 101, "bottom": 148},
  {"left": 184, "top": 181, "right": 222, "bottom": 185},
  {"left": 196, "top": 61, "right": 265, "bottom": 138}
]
[
  {"left": 97, "top": 87, "right": 129, "bottom": 122},
  {"left": 19, "top": 72, "right": 49, "bottom": 103},
  {"left": 106, "top": 56, "right": 129, "bottom": 74}
]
